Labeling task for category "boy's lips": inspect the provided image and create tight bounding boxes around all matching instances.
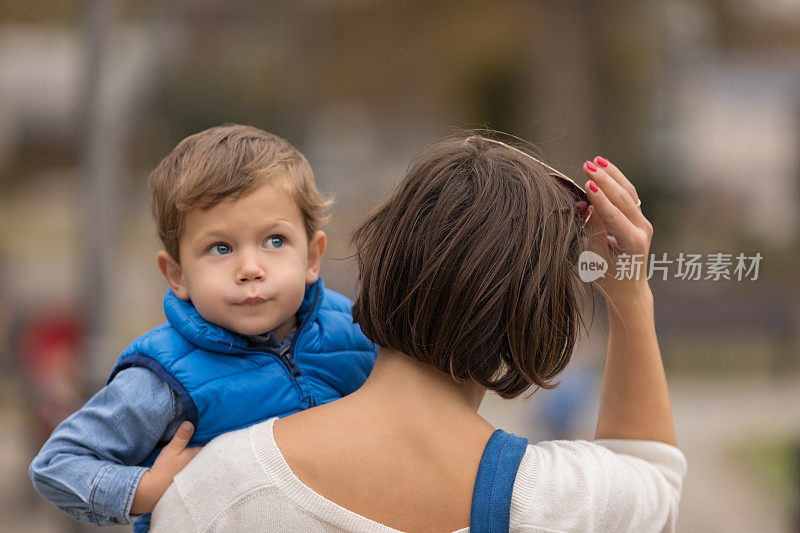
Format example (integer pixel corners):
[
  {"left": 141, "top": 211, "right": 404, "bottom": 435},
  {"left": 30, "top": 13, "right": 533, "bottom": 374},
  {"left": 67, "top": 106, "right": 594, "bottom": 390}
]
[{"left": 238, "top": 296, "right": 267, "bottom": 305}]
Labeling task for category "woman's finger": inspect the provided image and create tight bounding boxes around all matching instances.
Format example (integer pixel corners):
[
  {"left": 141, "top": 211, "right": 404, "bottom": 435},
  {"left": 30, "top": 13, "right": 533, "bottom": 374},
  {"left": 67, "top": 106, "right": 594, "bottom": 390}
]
[
  {"left": 594, "top": 156, "right": 640, "bottom": 206},
  {"left": 584, "top": 162, "right": 647, "bottom": 227},
  {"left": 583, "top": 178, "right": 642, "bottom": 252}
]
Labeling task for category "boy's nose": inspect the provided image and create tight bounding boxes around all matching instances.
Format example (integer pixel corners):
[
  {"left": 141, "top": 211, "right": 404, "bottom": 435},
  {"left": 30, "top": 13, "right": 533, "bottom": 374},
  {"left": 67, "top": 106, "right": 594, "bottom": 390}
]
[
  {"left": 236, "top": 255, "right": 265, "bottom": 283},
  {"left": 238, "top": 269, "right": 264, "bottom": 283}
]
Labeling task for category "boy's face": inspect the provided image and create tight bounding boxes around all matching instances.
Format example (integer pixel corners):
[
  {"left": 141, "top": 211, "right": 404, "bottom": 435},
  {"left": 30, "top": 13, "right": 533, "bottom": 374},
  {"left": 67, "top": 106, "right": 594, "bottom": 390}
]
[{"left": 157, "top": 181, "right": 326, "bottom": 339}]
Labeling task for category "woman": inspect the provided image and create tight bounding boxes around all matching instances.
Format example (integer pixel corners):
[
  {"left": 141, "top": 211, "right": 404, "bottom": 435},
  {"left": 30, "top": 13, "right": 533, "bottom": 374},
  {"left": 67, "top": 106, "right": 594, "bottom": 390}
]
[{"left": 150, "top": 135, "right": 685, "bottom": 532}]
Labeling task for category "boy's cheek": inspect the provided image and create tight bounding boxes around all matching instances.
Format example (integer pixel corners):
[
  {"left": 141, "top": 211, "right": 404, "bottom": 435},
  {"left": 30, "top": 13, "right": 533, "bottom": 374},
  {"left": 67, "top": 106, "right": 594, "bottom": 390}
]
[{"left": 193, "top": 264, "right": 231, "bottom": 286}]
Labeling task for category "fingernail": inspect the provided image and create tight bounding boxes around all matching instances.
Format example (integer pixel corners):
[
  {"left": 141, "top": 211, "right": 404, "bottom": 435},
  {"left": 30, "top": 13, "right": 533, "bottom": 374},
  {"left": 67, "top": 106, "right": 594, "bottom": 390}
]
[
  {"left": 588, "top": 180, "right": 599, "bottom": 193},
  {"left": 595, "top": 156, "right": 608, "bottom": 168},
  {"left": 575, "top": 200, "right": 588, "bottom": 213},
  {"left": 585, "top": 161, "right": 598, "bottom": 172},
  {"left": 179, "top": 422, "right": 193, "bottom": 436}
]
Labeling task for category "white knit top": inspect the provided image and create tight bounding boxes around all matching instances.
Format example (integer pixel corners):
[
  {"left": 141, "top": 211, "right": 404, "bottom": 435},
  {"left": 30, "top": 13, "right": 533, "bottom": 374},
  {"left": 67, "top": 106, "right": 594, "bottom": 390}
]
[{"left": 150, "top": 417, "right": 686, "bottom": 532}]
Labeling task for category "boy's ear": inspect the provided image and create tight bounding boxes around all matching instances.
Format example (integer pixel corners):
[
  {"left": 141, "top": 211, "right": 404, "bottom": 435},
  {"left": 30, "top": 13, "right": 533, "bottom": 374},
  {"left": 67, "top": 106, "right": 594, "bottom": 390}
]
[
  {"left": 305, "top": 230, "right": 327, "bottom": 284},
  {"left": 156, "top": 250, "right": 190, "bottom": 301}
]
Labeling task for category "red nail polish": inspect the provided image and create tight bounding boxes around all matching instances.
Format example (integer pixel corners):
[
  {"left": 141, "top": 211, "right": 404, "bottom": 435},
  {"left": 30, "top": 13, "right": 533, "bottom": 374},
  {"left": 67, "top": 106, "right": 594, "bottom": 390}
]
[
  {"left": 596, "top": 156, "right": 608, "bottom": 168},
  {"left": 586, "top": 161, "right": 598, "bottom": 172},
  {"left": 588, "top": 180, "right": 598, "bottom": 193}
]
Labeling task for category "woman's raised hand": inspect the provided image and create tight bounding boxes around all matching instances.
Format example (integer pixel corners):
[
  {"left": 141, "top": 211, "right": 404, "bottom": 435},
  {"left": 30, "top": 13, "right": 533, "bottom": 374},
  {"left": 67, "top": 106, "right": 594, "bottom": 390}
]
[
  {"left": 582, "top": 156, "right": 654, "bottom": 309},
  {"left": 585, "top": 157, "right": 676, "bottom": 446}
]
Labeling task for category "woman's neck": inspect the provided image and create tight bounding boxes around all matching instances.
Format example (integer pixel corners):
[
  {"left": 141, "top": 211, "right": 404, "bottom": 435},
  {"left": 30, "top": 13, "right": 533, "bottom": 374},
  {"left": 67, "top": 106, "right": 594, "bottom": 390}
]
[
  {"left": 353, "top": 348, "right": 487, "bottom": 414},
  {"left": 272, "top": 348, "right": 495, "bottom": 532}
]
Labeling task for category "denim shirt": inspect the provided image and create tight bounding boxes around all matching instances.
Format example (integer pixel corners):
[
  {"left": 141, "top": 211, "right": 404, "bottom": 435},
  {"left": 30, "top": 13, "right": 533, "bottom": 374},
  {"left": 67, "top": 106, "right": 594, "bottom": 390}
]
[{"left": 29, "top": 329, "right": 294, "bottom": 526}]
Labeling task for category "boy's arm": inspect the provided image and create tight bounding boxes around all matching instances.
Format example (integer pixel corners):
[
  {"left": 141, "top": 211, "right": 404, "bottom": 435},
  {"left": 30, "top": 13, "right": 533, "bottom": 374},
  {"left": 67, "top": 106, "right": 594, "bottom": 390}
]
[{"left": 29, "top": 366, "right": 186, "bottom": 525}]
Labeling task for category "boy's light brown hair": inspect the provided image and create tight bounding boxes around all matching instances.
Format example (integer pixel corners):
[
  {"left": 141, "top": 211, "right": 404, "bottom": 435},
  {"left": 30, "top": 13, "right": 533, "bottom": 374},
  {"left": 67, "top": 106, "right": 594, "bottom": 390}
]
[
  {"left": 149, "top": 124, "right": 331, "bottom": 261},
  {"left": 352, "top": 134, "right": 592, "bottom": 399}
]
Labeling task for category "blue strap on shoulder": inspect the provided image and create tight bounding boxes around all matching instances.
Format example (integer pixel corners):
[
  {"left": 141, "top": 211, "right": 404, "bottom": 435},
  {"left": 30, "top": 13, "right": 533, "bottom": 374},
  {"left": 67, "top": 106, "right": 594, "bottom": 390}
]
[{"left": 470, "top": 429, "right": 529, "bottom": 533}]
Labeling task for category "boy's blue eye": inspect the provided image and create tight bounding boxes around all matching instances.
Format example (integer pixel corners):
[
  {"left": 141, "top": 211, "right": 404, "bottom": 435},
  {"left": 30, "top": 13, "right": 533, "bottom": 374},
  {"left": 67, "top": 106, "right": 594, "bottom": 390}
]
[
  {"left": 209, "top": 243, "right": 232, "bottom": 256},
  {"left": 265, "top": 236, "right": 284, "bottom": 249}
]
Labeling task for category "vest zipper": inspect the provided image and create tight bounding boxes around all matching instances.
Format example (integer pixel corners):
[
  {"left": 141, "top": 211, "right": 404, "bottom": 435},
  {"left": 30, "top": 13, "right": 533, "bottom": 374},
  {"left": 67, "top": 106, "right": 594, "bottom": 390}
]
[
  {"left": 285, "top": 284, "right": 321, "bottom": 407},
  {"left": 278, "top": 343, "right": 302, "bottom": 379}
]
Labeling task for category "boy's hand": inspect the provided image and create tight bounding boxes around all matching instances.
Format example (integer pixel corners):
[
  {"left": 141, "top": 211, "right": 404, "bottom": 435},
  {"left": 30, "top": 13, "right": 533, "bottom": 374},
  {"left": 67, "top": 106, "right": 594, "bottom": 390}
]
[{"left": 130, "top": 422, "right": 201, "bottom": 515}]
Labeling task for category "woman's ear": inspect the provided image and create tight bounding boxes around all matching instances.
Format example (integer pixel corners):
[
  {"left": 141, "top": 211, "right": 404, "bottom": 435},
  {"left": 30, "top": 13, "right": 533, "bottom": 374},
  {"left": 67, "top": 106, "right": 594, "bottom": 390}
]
[
  {"left": 305, "top": 230, "right": 327, "bottom": 284},
  {"left": 157, "top": 250, "right": 190, "bottom": 300}
]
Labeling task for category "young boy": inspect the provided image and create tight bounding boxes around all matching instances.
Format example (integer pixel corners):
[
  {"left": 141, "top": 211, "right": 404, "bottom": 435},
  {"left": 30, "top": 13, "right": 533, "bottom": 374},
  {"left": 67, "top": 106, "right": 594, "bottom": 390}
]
[{"left": 29, "top": 124, "right": 377, "bottom": 531}]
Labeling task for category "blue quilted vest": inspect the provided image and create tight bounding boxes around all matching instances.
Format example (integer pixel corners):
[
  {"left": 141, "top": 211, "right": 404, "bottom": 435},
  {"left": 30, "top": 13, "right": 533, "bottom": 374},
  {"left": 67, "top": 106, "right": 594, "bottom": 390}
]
[{"left": 108, "top": 276, "right": 376, "bottom": 452}]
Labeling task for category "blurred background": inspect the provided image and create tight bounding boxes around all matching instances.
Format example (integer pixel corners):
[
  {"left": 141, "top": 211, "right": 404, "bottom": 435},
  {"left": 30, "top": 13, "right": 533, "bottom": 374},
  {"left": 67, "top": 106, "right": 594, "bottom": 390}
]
[{"left": 0, "top": 0, "right": 798, "bottom": 531}]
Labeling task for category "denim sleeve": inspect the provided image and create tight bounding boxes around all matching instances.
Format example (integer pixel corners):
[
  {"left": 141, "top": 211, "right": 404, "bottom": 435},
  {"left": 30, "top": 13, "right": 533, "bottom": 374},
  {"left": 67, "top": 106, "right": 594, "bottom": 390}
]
[{"left": 29, "top": 366, "right": 187, "bottom": 525}]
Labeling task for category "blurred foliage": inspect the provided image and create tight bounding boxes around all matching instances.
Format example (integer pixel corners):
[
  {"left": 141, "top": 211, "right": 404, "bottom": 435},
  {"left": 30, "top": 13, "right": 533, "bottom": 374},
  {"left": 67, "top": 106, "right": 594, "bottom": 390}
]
[
  {"left": 664, "top": 336, "right": 800, "bottom": 377},
  {"left": 733, "top": 435, "right": 800, "bottom": 504},
  {"left": 0, "top": 0, "right": 80, "bottom": 24}
]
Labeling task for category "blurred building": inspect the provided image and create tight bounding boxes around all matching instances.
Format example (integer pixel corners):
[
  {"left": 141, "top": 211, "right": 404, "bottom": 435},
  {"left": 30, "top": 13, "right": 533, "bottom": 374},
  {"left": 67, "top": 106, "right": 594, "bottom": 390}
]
[{"left": 656, "top": 0, "right": 800, "bottom": 250}]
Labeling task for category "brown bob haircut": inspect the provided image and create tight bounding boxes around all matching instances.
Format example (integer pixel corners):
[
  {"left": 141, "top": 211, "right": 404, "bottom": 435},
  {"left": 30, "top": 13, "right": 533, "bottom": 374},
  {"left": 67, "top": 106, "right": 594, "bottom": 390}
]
[
  {"left": 149, "top": 124, "right": 331, "bottom": 261},
  {"left": 352, "top": 134, "right": 592, "bottom": 399}
]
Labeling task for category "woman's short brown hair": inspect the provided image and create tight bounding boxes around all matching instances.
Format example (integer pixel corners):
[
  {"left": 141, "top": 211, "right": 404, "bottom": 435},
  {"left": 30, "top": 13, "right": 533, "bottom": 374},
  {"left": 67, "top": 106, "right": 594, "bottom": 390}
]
[
  {"left": 352, "top": 134, "right": 591, "bottom": 399},
  {"left": 149, "top": 124, "right": 331, "bottom": 261}
]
